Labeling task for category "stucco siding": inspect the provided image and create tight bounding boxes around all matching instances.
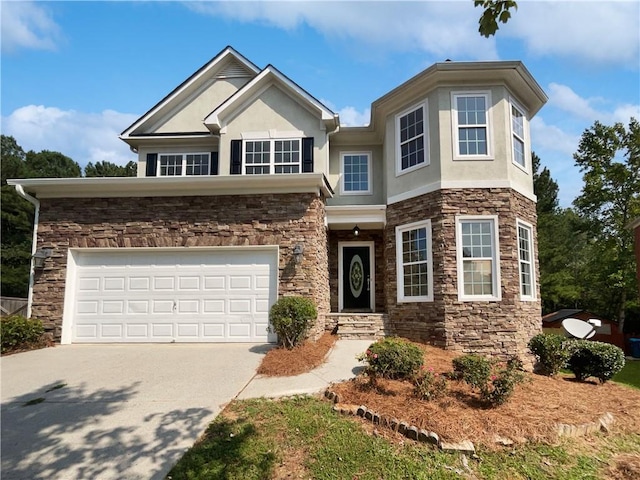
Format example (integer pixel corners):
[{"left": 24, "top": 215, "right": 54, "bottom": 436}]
[{"left": 154, "top": 78, "right": 250, "bottom": 134}]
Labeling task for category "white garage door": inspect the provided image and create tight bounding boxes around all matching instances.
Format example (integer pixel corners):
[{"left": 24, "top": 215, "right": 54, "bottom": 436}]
[{"left": 68, "top": 249, "right": 278, "bottom": 343}]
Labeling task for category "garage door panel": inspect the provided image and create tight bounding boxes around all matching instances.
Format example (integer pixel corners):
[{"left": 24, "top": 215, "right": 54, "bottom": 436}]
[
  {"left": 126, "top": 324, "right": 148, "bottom": 338},
  {"left": 152, "top": 324, "right": 174, "bottom": 337},
  {"left": 101, "top": 324, "right": 123, "bottom": 338},
  {"left": 128, "top": 301, "right": 149, "bottom": 314},
  {"left": 70, "top": 249, "right": 277, "bottom": 343},
  {"left": 129, "top": 277, "right": 150, "bottom": 290}
]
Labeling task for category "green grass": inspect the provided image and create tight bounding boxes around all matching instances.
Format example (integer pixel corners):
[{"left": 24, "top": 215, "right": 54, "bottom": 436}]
[
  {"left": 613, "top": 360, "right": 640, "bottom": 389},
  {"left": 166, "top": 397, "right": 640, "bottom": 480}
]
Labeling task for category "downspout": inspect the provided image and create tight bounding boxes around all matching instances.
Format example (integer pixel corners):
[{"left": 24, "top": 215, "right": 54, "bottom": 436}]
[{"left": 14, "top": 184, "right": 40, "bottom": 318}]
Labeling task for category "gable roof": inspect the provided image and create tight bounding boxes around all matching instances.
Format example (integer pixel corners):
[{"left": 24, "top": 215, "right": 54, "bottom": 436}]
[
  {"left": 542, "top": 309, "right": 584, "bottom": 324},
  {"left": 120, "top": 46, "right": 260, "bottom": 140},
  {"left": 203, "top": 64, "right": 338, "bottom": 134}
]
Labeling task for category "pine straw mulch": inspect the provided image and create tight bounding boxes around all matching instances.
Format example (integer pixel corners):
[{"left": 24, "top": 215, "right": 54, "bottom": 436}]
[
  {"left": 257, "top": 332, "right": 337, "bottom": 376},
  {"left": 330, "top": 343, "right": 640, "bottom": 447}
]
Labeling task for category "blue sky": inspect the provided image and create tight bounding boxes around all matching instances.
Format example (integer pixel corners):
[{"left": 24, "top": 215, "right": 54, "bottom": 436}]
[{"left": 1, "top": 0, "right": 639, "bottom": 207}]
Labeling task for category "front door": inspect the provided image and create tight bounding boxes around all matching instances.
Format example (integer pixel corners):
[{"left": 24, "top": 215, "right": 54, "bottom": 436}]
[{"left": 341, "top": 245, "right": 372, "bottom": 311}]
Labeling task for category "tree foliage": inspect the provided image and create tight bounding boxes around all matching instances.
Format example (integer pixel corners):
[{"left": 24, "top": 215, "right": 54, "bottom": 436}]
[
  {"left": 85, "top": 160, "right": 137, "bottom": 177},
  {"left": 572, "top": 119, "right": 640, "bottom": 330},
  {"left": 475, "top": 0, "right": 518, "bottom": 37}
]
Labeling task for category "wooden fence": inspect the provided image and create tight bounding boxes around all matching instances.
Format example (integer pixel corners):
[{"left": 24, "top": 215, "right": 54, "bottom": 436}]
[{"left": 0, "top": 297, "right": 28, "bottom": 317}]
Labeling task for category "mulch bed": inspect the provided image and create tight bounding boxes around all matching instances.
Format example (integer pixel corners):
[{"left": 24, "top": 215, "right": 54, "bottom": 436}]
[
  {"left": 330, "top": 343, "right": 640, "bottom": 446},
  {"left": 257, "top": 332, "right": 337, "bottom": 376}
]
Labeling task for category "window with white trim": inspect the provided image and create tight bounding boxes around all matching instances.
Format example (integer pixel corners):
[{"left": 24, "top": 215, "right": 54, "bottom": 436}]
[
  {"left": 158, "top": 153, "right": 210, "bottom": 176},
  {"left": 452, "top": 92, "right": 491, "bottom": 158},
  {"left": 517, "top": 220, "right": 535, "bottom": 299},
  {"left": 396, "top": 220, "right": 433, "bottom": 302},
  {"left": 511, "top": 100, "right": 526, "bottom": 169},
  {"left": 341, "top": 152, "right": 371, "bottom": 194},
  {"left": 456, "top": 216, "right": 500, "bottom": 300},
  {"left": 244, "top": 139, "right": 300, "bottom": 174},
  {"left": 396, "top": 102, "right": 427, "bottom": 173}
]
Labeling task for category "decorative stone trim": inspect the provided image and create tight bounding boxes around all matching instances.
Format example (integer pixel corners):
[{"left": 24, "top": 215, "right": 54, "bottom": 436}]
[
  {"left": 324, "top": 389, "right": 615, "bottom": 446},
  {"left": 554, "top": 412, "right": 615, "bottom": 438}
]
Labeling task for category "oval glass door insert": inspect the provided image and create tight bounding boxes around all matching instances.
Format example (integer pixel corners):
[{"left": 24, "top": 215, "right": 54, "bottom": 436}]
[{"left": 349, "top": 254, "right": 364, "bottom": 298}]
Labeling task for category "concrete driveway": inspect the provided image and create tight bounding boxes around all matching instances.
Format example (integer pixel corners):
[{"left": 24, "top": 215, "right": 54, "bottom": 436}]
[{"left": 1, "top": 344, "right": 267, "bottom": 480}]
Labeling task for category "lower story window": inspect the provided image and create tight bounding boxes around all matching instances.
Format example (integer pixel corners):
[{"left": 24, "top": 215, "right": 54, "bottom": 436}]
[
  {"left": 159, "top": 153, "right": 210, "bottom": 176},
  {"left": 456, "top": 216, "right": 500, "bottom": 301},
  {"left": 517, "top": 220, "right": 535, "bottom": 299},
  {"left": 396, "top": 220, "right": 433, "bottom": 302}
]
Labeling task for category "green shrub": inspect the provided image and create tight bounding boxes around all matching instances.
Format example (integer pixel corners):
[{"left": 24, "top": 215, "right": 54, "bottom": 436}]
[
  {"left": 268, "top": 296, "right": 317, "bottom": 349},
  {"left": 1, "top": 315, "right": 45, "bottom": 353},
  {"left": 413, "top": 367, "right": 448, "bottom": 401},
  {"left": 528, "top": 333, "right": 571, "bottom": 376},
  {"left": 359, "top": 337, "right": 424, "bottom": 380},
  {"left": 452, "top": 354, "right": 492, "bottom": 391},
  {"left": 480, "top": 356, "right": 526, "bottom": 406},
  {"left": 566, "top": 340, "right": 626, "bottom": 383}
]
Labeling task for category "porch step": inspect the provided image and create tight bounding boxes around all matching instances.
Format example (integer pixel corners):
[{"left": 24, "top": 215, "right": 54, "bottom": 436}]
[{"left": 326, "top": 313, "right": 388, "bottom": 340}]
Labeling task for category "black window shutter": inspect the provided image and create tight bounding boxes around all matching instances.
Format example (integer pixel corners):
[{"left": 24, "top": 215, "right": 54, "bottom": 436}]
[
  {"left": 302, "top": 137, "right": 314, "bottom": 173},
  {"left": 210, "top": 152, "right": 219, "bottom": 175},
  {"left": 230, "top": 140, "right": 242, "bottom": 175},
  {"left": 146, "top": 153, "right": 158, "bottom": 177}
]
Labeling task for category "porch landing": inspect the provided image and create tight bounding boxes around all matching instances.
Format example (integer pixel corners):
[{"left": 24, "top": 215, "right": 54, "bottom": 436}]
[{"left": 326, "top": 313, "right": 388, "bottom": 340}]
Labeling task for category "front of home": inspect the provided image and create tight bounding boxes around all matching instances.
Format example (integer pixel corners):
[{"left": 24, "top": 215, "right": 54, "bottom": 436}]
[{"left": 10, "top": 47, "right": 547, "bottom": 358}]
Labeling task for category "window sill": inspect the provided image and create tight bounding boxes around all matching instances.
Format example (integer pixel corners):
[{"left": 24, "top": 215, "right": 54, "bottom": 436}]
[
  {"left": 395, "top": 161, "right": 429, "bottom": 177},
  {"left": 397, "top": 295, "right": 433, "bottom": 303}
]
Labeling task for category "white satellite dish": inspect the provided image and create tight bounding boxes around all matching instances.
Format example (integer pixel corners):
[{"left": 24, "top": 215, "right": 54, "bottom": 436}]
[{"left": 562, "top": 318, "right": 597, "bottom": 339}]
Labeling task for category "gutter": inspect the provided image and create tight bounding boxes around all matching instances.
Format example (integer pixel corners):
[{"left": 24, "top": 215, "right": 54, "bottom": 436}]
[{"left": 13, "top": 184, "right": 40, "bottom": 318}]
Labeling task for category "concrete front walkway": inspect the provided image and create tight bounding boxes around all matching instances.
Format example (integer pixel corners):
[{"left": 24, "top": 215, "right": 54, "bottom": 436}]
[{"left": 1, "top": 344, "right": 268, "bottom": 480}]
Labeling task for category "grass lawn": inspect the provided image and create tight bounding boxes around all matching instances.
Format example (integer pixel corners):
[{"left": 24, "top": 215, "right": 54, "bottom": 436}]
[
  {"left": 166, "top": 397, "right": 640, "bottom": 480},
  {"left": 613, "top": 360, "right": 640, "bottom": 389}
]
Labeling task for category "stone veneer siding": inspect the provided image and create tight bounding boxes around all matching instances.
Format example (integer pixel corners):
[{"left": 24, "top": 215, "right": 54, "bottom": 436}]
[
  {"left": 328, "top": 230, "right": 385, "bottom": 313},
  {"left": 32, "top": 193, "right": 330, "bottom": 342},
  {"left": 385, "top": 188, "right": 541, "bottom": 359}
]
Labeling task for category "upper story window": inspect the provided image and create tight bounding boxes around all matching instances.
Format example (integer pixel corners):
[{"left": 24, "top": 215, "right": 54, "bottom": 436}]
[
  {"left": 158, "top": 153, "right": 210, "bottom": 176},
  {"left": 245, "top": 139, "right": 301, "bottom": 174},
  {"left": 517, "top": 220, "right": 535, "bottom": 300},
  {"left": 230, "top": 136, "right": 313, "bottom": 175},
  {"left": 341, "top": 152, "right": 371, "bottom": 194},
  {"left": 456, "top": 215, "right": 501, "bottom": 301},
  {"left": 452, "top": 92, "right": 492, "bottom": 159},
  {"left": 511, "top": 99, "right": 527, "bottom": 170},
  {"left": 396, "top": 220, "right": 433, "bottom": 302},
  {"left": 396, "top": 102, "right": 428, "bottom": 174}
]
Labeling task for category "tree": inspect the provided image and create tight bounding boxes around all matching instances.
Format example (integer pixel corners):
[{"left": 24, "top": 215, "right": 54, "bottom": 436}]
[
  {"left": 532, "top": 152, "right": 559, "bottom": 216},
  {"left": 84, "top": 160, "right": 137, "bottom": 177},
  {"left": 0, "top": 136, "right": 83, "bottom": 297},
  {"left": 573, "top": 118, "right": 640, "bottom": 331},
  {"left": 533, "top": 153, "right": 590, "bottom": 313},
  {"left": 1, "top": 136, "right": 33, "bottom": 297},
  {"left": 475, "top": 0, "right": 518, "bottom": 37},
  {"left": 25, "top": 150, "right": 82, "bottom": 178}
]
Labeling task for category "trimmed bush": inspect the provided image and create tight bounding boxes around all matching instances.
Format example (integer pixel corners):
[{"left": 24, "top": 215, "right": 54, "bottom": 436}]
[
  {"left": 413, "top": 367, "right": 447, "bottom": 401},
  {"left": 480, "top": 356, "right": 526, "bottom": 406},
  {"left": 528, "top": 333, "right": 571, "bottom": 376},
  {"left": 268, "top": 296, "right": 317, "bottom": 349},
  {"left": 452, "top": 354, "right": 492, "bottom": 391},
  {"left": 1, "top": 315, "right": 45, "bottom": 353},
  {"left": 360, "top": 337, "right": 424, "bottom": 380},
  {"left": 565, "top": 340, "right": 626, "bottom": 383}
]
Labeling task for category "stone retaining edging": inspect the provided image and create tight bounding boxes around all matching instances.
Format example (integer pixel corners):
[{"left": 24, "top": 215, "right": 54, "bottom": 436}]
[{"left": 324, "top": 389, "right": 615, "bottom": 449}]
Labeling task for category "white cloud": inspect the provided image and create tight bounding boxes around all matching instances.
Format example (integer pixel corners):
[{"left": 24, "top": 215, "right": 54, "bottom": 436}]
[
  {"left": 1, "top": 1, "right": 62, "bottom": 53},
  {"left": 186, "top": 1, "right": 498, "bottom": 60},
  {"left": 547, "top": 82, "right": 640, "bottom": 124},
  {"left": 508, "top": 1, "right": 640, "bottom": 66},
  {"left": 530, "top": 116, "right": 580, "bottom": 156},
  {"left": 337, "top": 106, "right": 370, "bottom": 127},
  {"left": 2, "top": 105, "right": 138, "bottom": 167}
]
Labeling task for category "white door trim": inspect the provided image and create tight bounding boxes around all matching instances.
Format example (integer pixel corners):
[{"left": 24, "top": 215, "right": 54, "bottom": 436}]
[{"left": 338, "top": 241, "right": 375, "bottom": 312}]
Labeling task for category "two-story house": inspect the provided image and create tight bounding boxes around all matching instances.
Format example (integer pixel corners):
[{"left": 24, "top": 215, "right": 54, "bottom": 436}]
[{"left": 10, "top": 46, "right": 547, "bottom": 358}]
